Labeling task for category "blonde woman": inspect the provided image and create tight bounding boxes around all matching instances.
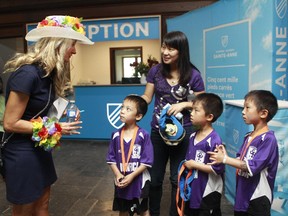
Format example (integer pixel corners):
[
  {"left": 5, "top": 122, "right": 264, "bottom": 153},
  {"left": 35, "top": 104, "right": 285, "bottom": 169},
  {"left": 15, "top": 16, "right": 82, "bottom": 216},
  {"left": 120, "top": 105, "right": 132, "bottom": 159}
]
[{"left": 2, "top": 15, "right": 93, "bottom": 216}]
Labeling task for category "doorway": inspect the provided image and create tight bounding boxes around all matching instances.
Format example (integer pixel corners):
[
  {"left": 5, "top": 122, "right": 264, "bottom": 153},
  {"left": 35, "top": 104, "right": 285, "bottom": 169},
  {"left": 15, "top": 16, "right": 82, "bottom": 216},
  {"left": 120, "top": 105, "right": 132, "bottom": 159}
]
[{"left": 110, "top": 47, "right": 142, "bottom": 84}]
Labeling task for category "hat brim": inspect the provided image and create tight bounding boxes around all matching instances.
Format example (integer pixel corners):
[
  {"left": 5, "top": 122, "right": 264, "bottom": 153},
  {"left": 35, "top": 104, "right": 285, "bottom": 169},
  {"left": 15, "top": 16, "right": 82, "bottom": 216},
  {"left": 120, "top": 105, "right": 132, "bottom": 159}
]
[{"left": 25, "top": 26, "right": 94, "bottom": 45}]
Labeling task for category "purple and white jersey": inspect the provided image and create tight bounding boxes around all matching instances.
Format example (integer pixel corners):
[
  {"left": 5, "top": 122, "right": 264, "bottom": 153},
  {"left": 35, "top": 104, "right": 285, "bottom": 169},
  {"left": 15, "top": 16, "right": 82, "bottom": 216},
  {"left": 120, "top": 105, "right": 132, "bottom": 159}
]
[
  {"left": 235, "top": 131, "right": 279, "bottom": 212},
  {"left": 146, "top": 64, "right": 205, "bottom": 130},
  {"left": 185, "top": 130, "right": 224, "bottom": 209},
  {"left": 106, "top": 127, "right": 154, "bottom": 200}
]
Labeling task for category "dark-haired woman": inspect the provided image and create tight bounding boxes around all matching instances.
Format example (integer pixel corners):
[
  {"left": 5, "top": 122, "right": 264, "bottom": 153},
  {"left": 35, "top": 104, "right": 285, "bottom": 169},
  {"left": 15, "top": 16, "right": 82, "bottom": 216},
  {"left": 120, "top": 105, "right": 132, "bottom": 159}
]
[{"left": 142, "top": 31, "right": 205, "bottom": 216}]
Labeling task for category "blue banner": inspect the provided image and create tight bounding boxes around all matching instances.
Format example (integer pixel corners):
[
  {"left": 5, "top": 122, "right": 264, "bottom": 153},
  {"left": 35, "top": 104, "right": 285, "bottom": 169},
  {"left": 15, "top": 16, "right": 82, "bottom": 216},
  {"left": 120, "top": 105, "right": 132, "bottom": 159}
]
[
  {"left": 65, "top": 85, "right": 154, "bottom": 140},
  {"left": 204, "top": 20, "right": 250, "bottom": 100},
  {"left": 272, "top": 0, "right": 288, "bottom": 99}
]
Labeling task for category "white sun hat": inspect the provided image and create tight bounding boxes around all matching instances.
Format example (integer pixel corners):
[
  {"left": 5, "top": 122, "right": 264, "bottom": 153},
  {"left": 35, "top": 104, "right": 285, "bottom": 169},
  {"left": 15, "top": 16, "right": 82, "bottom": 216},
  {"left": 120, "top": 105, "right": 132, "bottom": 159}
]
[{"left": 25, "top": 15, "right": 94, "bottom": 45}]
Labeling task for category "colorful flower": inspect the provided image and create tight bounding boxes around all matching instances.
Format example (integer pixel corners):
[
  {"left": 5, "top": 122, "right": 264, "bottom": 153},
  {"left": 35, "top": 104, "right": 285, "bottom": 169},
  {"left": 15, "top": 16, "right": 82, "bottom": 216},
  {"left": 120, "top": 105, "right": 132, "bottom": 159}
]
[
  {"left": 37, "top": 16, "right": 86, "bottom": 35},
  {"left": 31, "top": 116, "right": 62, "bottom": 151}
]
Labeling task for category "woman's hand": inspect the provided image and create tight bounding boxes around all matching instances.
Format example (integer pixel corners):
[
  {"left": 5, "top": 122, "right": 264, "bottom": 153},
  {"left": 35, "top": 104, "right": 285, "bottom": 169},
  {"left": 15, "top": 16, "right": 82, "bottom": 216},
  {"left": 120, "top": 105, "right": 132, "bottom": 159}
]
[
  {"left": 167, "top": 103, "right": 185, "bottom": 117},
  {"left": 60, "top": 121, "right": 82, "bottom": 135},
  {"left": 75, "top": 109, "right": 82, "bottom": 121}
]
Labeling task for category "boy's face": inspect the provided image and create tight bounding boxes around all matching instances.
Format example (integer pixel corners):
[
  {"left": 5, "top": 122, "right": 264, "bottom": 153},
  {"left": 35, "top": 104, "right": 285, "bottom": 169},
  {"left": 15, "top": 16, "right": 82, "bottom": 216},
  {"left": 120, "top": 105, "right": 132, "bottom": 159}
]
[
  {"left": 120, "top": 99, "right": 141, "bottom": 124},
  {"left": 190, "top": 101, "right": 208, "bottom": 126},
  {"left": 242, "top": 99, "right": 261, "bottom": 125}
]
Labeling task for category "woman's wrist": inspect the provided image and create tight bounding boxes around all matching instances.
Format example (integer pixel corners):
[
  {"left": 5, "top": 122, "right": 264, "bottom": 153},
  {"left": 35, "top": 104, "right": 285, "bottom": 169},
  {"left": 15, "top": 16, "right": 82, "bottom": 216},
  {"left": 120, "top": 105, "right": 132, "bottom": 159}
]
[
  {"left": 181, "top": 101, "right": 193, "bottom": 110},
  {"left": 186, "top": 101, "right": 193, "bottom": 109},
  {"left": 31, "top": 116, "right": 62, "bottom": 151}
]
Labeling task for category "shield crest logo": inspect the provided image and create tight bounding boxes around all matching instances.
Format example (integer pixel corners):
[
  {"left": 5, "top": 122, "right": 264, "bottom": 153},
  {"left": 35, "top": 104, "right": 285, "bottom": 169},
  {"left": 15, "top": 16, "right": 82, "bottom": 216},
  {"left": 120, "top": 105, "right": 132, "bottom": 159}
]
[
  {"left": 107, "top": 103, "right": 124, "bottom": 129},
  {"left": 195, "top": 150, "right": 205, "bottom": 163},
  {"left": 221, "top": 35, "right": 228, "bottom": 48},
  {"left": 275, "top": 0, "right": 287, "bottom": 19}
]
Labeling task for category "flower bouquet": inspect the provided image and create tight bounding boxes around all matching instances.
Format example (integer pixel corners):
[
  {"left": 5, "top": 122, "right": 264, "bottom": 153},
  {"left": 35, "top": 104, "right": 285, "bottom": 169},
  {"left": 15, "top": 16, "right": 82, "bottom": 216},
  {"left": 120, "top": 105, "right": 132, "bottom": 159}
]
[{"left": 31, "top": 116, "right": 62, "bottom": 151}]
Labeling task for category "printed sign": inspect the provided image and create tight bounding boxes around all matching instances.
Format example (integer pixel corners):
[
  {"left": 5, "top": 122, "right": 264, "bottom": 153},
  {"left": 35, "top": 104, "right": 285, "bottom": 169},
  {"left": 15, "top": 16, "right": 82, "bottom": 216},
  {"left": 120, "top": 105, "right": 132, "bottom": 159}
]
[{"left": 204, "top": 19, "right": 250, "bottom": 100}]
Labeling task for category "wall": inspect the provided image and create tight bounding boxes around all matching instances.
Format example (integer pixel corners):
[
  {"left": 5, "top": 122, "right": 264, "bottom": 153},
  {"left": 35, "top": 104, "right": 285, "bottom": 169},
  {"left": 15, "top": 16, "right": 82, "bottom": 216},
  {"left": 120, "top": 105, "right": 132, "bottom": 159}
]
[
  {"left": 0, "top": 1, "right": 217, "bottom": 85},
  {"left": 71, "top": 39, "right": 160, "bottom": 85},
  {"left": 0, "top": 38, "right": 24, "bottom": 94},
  {"left": 0, "top": 1, "right": 217, "bottom": 39}
]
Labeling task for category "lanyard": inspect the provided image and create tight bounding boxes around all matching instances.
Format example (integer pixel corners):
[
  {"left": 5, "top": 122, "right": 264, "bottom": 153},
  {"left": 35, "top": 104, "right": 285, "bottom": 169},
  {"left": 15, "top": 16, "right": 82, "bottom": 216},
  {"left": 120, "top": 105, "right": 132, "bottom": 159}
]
[
  {"left": 176, "top": 160, "right": 195, "bottom": 216},
  {"left": 236, "top": 126, "right": 268, "bottom": 176},
  {"left": 120, "top": 127, "right": 138, "bottom": 175}
]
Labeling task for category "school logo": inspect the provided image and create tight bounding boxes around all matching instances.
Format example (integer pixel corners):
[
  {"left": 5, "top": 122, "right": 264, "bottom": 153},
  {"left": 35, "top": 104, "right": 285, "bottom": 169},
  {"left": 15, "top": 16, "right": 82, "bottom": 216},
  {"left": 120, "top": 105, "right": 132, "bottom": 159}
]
[
  {"left": 275, "top": 0, "right": 287, "bottom": 19},
  {"left": 221, "top": 35, "right": 228, "bottom": 48},
  {"left": 106, "top": 103, "right": 124, "bottom": 129},
  {"left": 195, "top": 150, "right": 205, "bottom": 163},
  {"left": 132, "top": 144, "right": 141, "bottom": 159},
  {"left": 246, "top": 146, "right": 257, "bottom": 160}
]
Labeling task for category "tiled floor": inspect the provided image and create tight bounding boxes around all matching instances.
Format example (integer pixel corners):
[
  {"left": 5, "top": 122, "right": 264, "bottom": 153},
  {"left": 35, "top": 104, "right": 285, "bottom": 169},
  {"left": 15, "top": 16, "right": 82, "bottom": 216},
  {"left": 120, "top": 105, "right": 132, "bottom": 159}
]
[{"left": 0, "top": 140, "right": 234, "bottom": 216}]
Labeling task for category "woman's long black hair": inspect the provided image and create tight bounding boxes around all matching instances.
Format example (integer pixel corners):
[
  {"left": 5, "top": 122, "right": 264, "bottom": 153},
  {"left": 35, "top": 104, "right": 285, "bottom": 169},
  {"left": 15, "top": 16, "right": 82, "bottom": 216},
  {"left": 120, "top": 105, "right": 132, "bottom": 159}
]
[{"left": 161, "top": 31, "right": 199, "bottom": 86}]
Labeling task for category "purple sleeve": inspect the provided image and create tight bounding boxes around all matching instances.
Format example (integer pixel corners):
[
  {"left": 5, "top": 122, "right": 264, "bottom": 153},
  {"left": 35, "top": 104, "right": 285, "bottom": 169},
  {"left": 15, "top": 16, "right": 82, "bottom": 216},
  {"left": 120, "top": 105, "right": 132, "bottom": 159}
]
[
  {"left": 247, "top": 133, "right": 279, "bottom": 175},
  {"left": 189, "top": 67, "right": 205, "bottom": 93},
  {"left": 146, "top": 64, "right": 160, "bottom": 84},
  {"left": 106, "top": 131, "right": 118, "bottom": 164},
  {"left": 139, "top": 129, "right": 154, "bottom": 167}
]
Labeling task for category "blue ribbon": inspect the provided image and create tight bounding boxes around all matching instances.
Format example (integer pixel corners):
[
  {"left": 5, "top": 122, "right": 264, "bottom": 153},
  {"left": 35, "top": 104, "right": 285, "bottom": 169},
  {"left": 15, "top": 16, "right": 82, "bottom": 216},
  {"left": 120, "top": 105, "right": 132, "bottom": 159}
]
[{"left": 178, "top": 160, "right": 195, "bottom": 201}]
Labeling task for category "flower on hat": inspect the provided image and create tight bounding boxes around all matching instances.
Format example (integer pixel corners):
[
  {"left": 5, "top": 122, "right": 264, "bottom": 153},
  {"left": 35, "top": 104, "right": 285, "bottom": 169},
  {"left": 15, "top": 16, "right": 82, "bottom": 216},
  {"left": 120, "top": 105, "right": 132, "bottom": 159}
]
[
  {"left": 37, "top": 15, "right": 85, "bottom": 35},
  {"left": 26, "top": 15, "right": 93, "bottom": 45},
  {"left": 31, "top": 116, "right": 62, "bottom": 151}
]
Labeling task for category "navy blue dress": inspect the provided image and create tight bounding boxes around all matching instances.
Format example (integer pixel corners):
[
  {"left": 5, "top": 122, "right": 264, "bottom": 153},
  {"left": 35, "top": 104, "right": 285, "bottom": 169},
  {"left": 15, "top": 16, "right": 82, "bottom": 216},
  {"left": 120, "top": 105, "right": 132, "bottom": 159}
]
[{"left": 4, "top": 64, "right": 57, "bottom": 204}]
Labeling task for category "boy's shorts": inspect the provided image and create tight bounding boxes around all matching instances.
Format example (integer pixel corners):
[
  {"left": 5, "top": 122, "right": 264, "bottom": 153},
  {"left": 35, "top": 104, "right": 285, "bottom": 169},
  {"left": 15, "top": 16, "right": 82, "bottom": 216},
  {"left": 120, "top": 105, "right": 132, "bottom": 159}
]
[
  {"left": 113, "top": 180, "right": 150, "bottom": 214},
  {"left": 234, "top": 196, "right": 271, "bottom": 216},
  {"left": 113, "top": 197, "right": 148, "bottom": 215},
  {"left": 184, "top": 191, "right": 222, "bottom": 216}
]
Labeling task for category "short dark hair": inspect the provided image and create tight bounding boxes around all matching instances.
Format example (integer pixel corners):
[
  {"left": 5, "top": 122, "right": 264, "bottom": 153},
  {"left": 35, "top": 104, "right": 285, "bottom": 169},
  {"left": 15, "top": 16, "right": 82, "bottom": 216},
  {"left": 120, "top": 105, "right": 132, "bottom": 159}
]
[
  {"left": 124, "top": 94, "right": 148, "bottom": 118},
  {"left": 244, "top": 90, "right": 278, "bottom": 122},
  {"left": 193, "top": 93, "right": 223, "bottom": 123}
]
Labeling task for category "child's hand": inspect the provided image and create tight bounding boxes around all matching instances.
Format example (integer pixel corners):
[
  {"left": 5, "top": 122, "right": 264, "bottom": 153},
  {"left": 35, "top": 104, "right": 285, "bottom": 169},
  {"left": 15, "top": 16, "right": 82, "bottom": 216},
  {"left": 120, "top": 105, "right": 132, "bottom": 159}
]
[
  {"left": 207, "top": 145, "right": 226, "bottom": 165},
  {"left": 184, "top": 160, "right": 196, "bottom": 170},
  {"left": 114, "top": 175, "right": 125, "bottom": 187},
  {"left": 118, "top": 174, "right": 134, "bottom": 188}
]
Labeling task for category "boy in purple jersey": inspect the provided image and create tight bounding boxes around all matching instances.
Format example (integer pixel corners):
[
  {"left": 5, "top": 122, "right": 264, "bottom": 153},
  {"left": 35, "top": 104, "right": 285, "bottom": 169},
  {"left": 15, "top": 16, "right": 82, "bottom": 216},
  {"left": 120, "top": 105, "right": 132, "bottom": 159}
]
[
  {"left": 183, "top": 93, "right": 224, "bottom": 216},
  {"left": 209, "top": 90, "right": 279, "bottom": 216},
  {"left": 106, "top": 95, "right": 154, "bottom": 216}
]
